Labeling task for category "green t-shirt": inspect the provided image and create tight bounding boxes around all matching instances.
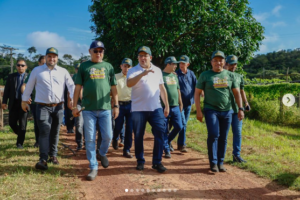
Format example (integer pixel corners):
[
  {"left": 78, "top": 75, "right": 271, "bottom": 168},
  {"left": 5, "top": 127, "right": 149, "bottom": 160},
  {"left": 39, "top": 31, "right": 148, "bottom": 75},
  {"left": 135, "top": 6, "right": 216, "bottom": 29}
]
[
  {"left": 24, "top": 73, "right": 36, "bottom": 104},
  {"left": 230, "top": 73, "right": 244, "bottom": 113},
  {"left": 72, "top": 73, "right": 81, "bottom": 103},
  {"left": 162, "top": 72, "right": 180, "bottom": 107},
  {"left": 196, "top": 69, "right": 238, "bottom": 111},
  {"left": 75, "top": 60, "right": 117, "bottom": 111}
]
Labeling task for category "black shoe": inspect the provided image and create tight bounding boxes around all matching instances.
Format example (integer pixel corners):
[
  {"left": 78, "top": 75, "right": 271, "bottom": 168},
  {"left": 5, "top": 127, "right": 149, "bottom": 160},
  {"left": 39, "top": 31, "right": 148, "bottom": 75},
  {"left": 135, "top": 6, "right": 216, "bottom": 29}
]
[
  {"left": 48, "top": 156, "right": 59, "bottom": 165},
  {"left": 165, "top": 152, "right": 171, "bottom": 158},
  {"left": 99, "top": 155, "right": 109, "bottom": 168},
  {"left": 76, "top": 145, "right": 83, "bottom": 151},
  {"left": 119, "top": 140, "right": 124, "bottom": 147},
  {"left": 33, "top": 142, "right": 39, "bottom": 148},
  {"left": 210, "top": 164, "right": 219, "bottom": 172},
  {"left": 86, "top": 170, "right": 98, "bottom": 181},
  {"left": 112, "top": 140, "right": 118, "bottom": 150},
  {"left": 123, "top": 151, "right": 133, "bottom": 158},
  {"left": 152, "top": 164, "right": 167, "bottom": 173},
  {"left": 218, "top": 164, "right": 227, "bottom": 172},
  {"left": 35, "top": 160, "right": 48, "bottom": 170},
  {"left": 67, "top": 129, "right": 74, "bottom": 134},
  {"left": 136, "top": 163, "right": 144, "bottom": 171},
  {"left": 16, "top": 144, "right": 23, "bottom": 149},
  {"left": 233, "top": 155, "right": 247, "bottom": 163},
  {"left": 169, "top": 143, "right": 174, "bottom": 152}
]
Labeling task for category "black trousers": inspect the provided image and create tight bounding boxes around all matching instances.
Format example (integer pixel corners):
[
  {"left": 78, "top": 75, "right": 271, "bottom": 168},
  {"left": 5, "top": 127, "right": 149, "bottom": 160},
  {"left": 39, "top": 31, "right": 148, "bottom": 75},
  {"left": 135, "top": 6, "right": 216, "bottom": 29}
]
[
  {"left": 64, "top": 102, "right": 74, "bottom": 131},
  {"left": 8, "top": 99, "right": 28, "bottom": 145}
]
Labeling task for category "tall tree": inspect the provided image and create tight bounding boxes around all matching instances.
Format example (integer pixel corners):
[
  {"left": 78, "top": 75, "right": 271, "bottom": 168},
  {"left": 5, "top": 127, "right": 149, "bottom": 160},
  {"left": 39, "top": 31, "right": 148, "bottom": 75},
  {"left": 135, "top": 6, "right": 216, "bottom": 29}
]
[
  {"left": 27, "top": 46, "right": 37, "bottom": 59},
  {"left": 63, "top": 54, "right": 73, "bottom": 65},
  {"left": 89, "top": 0, "right": 264, "bottom": 72}
]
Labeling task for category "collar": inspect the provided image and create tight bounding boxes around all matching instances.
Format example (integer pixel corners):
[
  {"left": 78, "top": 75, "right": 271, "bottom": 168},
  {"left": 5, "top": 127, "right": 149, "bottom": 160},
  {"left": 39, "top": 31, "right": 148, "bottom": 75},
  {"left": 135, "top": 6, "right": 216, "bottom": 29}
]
[
  {"left": 44, "top": 63, "right": 58, "bottom": 70},
  {"left": 137, "top": 62, "right": 153, "bottom": 71},
  {"left": 178, "top": 69, "right": 189, "bottom": 75}
]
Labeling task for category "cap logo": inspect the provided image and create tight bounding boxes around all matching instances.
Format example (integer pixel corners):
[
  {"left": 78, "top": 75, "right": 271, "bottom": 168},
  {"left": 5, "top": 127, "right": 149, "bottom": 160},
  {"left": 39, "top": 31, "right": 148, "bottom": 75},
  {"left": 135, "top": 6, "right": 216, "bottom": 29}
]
[
  {"left": 171, "top": 57, "right": 176, "bottom": 61},
  {"left": 97, "top": 41, "right": 103, "bottom": 46},
  {"left": 49, "top": 48, "right": 56, "bottom": 52},
  {"left": 215, "top": 52, "right": 222, "bottom": 56},
  {"left": 181, "top": 56, "right": 185, "bottom": 60},
  {"left": 125, "top": 59, "right": 130, "bottom": 63},
  {"left": 231, "top": 56, "right": 236, "bottom": 60},
  {"left": 140, "top": 47, "right": 146, "bottom": 51}
]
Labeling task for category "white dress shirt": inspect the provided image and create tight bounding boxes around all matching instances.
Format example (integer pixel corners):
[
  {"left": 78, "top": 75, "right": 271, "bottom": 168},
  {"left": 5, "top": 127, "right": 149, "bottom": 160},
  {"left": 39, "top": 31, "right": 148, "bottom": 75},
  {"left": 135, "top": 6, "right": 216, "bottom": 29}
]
[{"left": 22, "top": 64, "right": 75, "bottom": 104}]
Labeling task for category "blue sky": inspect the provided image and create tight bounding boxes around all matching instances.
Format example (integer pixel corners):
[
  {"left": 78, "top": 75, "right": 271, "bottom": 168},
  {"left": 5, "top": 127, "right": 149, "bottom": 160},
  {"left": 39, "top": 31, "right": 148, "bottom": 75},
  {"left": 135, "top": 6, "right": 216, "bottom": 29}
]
[{"left": 0, "top": 0, "right": 299, "bottom": 59}]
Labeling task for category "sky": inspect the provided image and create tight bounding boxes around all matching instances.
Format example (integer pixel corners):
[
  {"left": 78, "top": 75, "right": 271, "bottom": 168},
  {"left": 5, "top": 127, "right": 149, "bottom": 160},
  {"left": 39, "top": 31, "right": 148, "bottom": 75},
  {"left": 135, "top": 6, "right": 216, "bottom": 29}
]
[{"left": 0, "top": 0, "right": 300, "bottom": 59}]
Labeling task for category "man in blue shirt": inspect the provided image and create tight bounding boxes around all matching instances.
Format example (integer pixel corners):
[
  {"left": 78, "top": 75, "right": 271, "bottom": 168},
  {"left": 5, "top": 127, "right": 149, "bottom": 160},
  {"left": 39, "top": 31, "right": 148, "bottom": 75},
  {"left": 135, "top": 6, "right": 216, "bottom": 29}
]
[{"left": 175, "top": 55, "right": 197, "bottom": 152}]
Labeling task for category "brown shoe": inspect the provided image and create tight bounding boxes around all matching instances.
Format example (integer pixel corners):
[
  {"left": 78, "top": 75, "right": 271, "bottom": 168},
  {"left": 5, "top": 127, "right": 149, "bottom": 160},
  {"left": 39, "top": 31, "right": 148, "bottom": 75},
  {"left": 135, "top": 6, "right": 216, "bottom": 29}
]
[
  {"left": 123, "top": 151, "right": 133, "bottom": 158},
  {"left": 48, "top": 156, "right": 59, "bottom": 165},
  {"left": 180, "top": 146, "right": 188, "bottom": 153}
]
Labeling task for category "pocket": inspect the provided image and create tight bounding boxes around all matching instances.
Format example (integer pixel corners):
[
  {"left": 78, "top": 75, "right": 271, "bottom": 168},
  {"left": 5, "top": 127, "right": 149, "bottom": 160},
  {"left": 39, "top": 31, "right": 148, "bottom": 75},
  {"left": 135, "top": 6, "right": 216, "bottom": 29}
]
[{"left": 37, "top": 105, "right": 48, "bottom": 121}]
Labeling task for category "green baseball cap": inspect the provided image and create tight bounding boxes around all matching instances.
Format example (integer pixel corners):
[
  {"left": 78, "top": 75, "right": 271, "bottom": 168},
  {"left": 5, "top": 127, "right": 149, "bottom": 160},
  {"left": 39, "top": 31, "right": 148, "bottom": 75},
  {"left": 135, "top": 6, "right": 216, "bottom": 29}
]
[
  {"left": 226, "top": 55, "right": 238, "bottom": 64},
  {"left": 121, "top": 58, "right": 132, "bottom": 66},
  {"left": 164, "top": 56, "right": 179, "bottom": 64},
  {"left": 211, "top": 50, "right": 225, "bottom": 59},
  {"left": 46, "top": 47, "right": 58, "bottom": 55},
  {"left": 137, "top": 46, "right": 152, "bottom": 56},
  {"left": 74, "top": 63, "right": 80, "bottom": 69},
  {"left": 179, "top": 55, "right": 190, "bottom": 63}
]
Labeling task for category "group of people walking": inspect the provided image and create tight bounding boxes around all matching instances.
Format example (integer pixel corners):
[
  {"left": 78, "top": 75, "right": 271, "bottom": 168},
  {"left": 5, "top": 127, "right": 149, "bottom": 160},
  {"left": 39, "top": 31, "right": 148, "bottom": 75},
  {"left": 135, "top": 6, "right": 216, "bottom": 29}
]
[{"left": 2, "top": 40, "right": 250, "bottom": 181}]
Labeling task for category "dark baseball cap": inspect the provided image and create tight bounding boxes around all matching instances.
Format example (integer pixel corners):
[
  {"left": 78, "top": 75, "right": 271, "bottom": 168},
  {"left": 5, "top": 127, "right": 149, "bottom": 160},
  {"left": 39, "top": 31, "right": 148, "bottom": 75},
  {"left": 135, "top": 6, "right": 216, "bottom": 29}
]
[
  {"left": 90, "top": 40, "right": 106, "bottom": 50},
  {"left": 211, "top": 50, "right": 225, "bottom": 59},
  {"left": 137, "top": 46, "right": 152, "bottom": 56},
  {"left": 46, "top": 47, "right": 58, "bottom": 55},
  {"left": 179, "top": 55, "right": 190, "bottom": 63},
  {"left": 121, "top": 58, "right": 132, "bottom": 66},
  {"left": 74, "top": 63, "right": 80, "bottom": 69},
  {"left": 164, "top": 56, "right": 179, "bottom": 64},
  {"left": 226, "top": 55, "right": 238, "bottom": 64}
]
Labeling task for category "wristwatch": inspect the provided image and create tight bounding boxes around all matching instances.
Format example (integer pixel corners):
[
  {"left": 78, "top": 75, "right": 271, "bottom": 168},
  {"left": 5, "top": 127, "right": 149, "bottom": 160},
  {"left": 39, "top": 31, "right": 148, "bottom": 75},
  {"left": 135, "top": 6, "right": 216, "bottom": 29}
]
[
  {"left": 113, "top": 105, "right": 119, "bottom": 108},
  {"left": 239, "top": 107, "right": 245, "bottom": 111}
]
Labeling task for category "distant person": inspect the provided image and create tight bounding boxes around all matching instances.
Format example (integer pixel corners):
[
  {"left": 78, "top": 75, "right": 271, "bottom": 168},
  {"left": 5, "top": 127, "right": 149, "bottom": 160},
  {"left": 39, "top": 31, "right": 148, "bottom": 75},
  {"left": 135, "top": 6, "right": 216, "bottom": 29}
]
[
  {"left": 194, "top": 50, "right": 244, "bottom": 172},
  {"left": 127, "top": 46, "right": 169, "bottom": 173},
  {"left": 175, "top": 55, "right": 197, "bottom": 152},
  {"left": 72, "top": 41, "right": 119, "bottom": 181},
  {"left": 224, "top": 55, "right": 250, "bottom": 163},
  {"left": 162, "top": 56, "right": 183, "bottom": 158},
  {"left": 22, "top": 47, "right": 75, "bottom": 171},
  {"left": 21, "top": 55, "right": 45, "bottom": 148},
  {"left": 112, "top": 58, "right": 133, "bottom": 158},
  {"left": 2, "top": 59, "right": 28, "bottom": 149}
]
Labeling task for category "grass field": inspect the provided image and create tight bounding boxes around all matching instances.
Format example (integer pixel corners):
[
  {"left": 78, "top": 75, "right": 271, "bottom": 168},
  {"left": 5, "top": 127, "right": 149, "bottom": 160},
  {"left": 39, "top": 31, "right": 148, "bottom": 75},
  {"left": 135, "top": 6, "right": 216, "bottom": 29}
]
[{"left": 0, "top": 121, "right": 80, "bottom": 200}]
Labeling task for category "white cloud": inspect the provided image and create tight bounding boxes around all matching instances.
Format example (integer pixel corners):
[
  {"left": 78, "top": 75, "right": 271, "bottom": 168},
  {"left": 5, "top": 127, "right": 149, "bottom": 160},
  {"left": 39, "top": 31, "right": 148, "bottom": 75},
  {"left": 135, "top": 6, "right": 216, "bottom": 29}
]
[
  {"left": 272, "top": 5, "right": 282, "bottom": 17},
  {"left": 68, "top": 27, "right": 92, "bottom": 34},
  {"left": 257, "top": 34, "right": 279, "bottom": 54},
  {"left": 264, "top": 34, "right": 279, "bottom": 43},
  {"left": 253, "top": 13, "right": 269, "bottom": 23},
  {"left": 272, "top": 21, "right": 286, "bottom": 27},
  {"left": 26, "top": 31, "right": 90, "bottom": 59}
]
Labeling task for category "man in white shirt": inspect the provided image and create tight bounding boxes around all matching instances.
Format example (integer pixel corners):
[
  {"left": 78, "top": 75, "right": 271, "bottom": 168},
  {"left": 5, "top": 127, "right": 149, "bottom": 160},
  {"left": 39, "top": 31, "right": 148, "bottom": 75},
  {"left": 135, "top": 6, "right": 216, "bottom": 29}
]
[
  {"left": 127, "top": 46, "right": 169, "bottom": 173},
  {"left": 22, "top": 47, "right": 75, "bottom": 170}
]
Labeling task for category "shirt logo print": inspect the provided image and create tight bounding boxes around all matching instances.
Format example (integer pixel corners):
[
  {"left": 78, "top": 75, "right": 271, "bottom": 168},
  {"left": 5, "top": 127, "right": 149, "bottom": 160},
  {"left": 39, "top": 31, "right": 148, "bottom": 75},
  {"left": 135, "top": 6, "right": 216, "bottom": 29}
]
[
  {"left": 213, "top": 77, "right": 228, "bottom": 88},
  {"left": 90, "top": 67, "right": 106, "bottom": 79},
  {"left": 166, "top": 76, "right": 177, "bottom": 85}
]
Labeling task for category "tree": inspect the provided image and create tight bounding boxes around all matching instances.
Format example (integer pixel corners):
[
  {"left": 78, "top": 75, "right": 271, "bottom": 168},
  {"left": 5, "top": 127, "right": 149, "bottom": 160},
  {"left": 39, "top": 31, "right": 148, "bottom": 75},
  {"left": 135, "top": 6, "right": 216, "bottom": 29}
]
[
  {"left": 27, "top": 46, "right": 37, "bottom": 59},
  {"left": 89, "top": 0, "right": 264, "bottom": 72},
  {"left": 63, "top": 54, "right": 73, "bottom": 65},
  {"left": 17, "top": 53, "right": 24, "bottom": 59}
]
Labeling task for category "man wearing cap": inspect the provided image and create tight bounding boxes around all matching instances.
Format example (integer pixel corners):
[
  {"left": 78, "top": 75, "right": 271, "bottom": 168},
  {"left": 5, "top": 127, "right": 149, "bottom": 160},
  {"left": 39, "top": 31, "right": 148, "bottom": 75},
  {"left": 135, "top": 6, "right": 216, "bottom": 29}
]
[
  {"left": 224, "top": 55, "right": 250, "bottom": 163},
  {"left": 112, "top": 58, "right": 133, "bottom": 158},
  {"left": 175, "top": 55, "right": 197, "bottom": 153},
  {"left": 162, "top": 56, "right": 183, "bottom": 158},
  {"left": 72, "top": 41, "right": 118, "bottom": 181},
  {"left": 194, "top": 50, "right": 244, "bottom": 172},
  {"left": 127, "top": 46, "right": 169, "bottom": 173},
  {"left": 22, "top": 47, "right": 75, "bottom": 170}
]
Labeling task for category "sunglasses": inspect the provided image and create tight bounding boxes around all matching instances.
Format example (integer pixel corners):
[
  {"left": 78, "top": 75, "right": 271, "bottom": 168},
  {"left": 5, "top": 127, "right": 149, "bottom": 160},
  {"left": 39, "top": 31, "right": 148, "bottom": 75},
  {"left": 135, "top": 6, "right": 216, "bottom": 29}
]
[
  {"left": 93, "top": 50, "right": 104, "bottom": 54},
  {"left": 17, "top": 64, "right": 26, "bottom": 67}
]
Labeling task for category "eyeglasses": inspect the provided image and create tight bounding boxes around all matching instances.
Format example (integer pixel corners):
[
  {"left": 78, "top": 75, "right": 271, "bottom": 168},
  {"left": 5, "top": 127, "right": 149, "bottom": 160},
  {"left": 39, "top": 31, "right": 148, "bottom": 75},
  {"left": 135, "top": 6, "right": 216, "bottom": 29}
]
[
  {"left": 93, "top": 50, "right": 104, "bottom": 54},
  {"left": 17, "top": 64, "right": 26, "bottom": 67}
]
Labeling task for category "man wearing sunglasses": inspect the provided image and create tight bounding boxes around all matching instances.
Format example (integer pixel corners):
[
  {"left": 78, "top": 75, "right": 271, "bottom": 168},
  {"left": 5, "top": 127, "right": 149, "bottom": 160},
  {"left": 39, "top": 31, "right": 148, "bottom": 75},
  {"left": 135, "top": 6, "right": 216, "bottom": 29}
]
[
  {"left": 72, "top": 41, "right": 118, "bottom": 181},
  {"left": 2, "top": 59, "right": 28, "bottom": 149},
  {"left": 22, "top": 47, "right": 75, "bottom": 171}
]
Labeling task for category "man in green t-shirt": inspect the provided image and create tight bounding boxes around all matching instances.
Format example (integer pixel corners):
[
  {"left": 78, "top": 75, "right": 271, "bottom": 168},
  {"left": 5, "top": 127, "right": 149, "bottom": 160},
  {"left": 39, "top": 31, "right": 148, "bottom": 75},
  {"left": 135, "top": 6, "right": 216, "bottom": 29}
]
[
  {"left": 194, "top": 50, "right": 244, "bottom": 173},
  {"left": 72, "top": 41, "right": 119, "bottom": 181},
  {"left": 224, "top": 55, "right": 250, "bottom": 163},
  {"left": 161, "top": 56, "right": 183, "bottom": 158}
]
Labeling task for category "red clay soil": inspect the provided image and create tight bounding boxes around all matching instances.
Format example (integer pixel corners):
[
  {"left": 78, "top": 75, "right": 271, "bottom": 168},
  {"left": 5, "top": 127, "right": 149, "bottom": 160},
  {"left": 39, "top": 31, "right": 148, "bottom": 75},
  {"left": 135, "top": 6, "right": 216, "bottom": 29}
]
[{"left": 60, "top": 128, "right": 300, "bottom": 200}]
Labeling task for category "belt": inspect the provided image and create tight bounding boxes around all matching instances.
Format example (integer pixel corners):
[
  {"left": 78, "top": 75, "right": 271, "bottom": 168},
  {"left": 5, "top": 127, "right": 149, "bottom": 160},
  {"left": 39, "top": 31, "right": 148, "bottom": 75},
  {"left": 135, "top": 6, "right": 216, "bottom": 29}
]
[
  {"left": 119, "top": 101, "right": 131, "bottom": 106},
  {"left": 37, "top": 102, "right": 63, "bottom": 107}
]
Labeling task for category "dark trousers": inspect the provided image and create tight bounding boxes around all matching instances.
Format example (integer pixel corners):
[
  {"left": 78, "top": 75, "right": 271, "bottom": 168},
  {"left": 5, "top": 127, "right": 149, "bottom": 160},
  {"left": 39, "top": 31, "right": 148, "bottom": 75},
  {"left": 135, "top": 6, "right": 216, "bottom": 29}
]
[
  {"left": 8, "top": 99, "right": 28, "bottom": 145},
  {"left": 30, "top": 104, "right": 39, "bottom": 143},
  {"left": 64, "top": 102, "right": 74, "bottom": 131},
  {"left": 36, "top": 104, "right": 63, "bottom": 161}
]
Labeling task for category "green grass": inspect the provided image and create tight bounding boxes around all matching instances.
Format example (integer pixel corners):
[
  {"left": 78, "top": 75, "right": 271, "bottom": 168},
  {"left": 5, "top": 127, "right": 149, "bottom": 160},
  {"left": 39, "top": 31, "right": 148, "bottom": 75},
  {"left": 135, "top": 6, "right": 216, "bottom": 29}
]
[
  {"left": 0, "top": 121, "right": 80, "bottom": 199},
  {"left": 185, "top": 112, "right": 300, "bottom": 190}
]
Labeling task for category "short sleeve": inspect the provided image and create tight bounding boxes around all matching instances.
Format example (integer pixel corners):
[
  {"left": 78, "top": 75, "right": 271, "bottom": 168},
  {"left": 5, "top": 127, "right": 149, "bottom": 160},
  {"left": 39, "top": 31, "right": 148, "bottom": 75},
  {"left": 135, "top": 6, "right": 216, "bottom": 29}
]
[
  {"left": 240, "top": 75, "right": 245, "bottom": 90},
  {"left": 127, "top": 68, "right": 135, "bottom": 79},
  {"left": 231, "top": 73, "right": 238, "bottom": 89},
  {"left": 109, "top": 66, "right": 117, "bottom": 86},
  {"left": 196, "top": 73, "right": 205, "bottom": 90},
  {"left": 176, "top": 76, "right": 180, "bottom": 89},
  {"left": 75, "top": 65, "right": 83, "bottom": 85},
  {"left": 159, "top": 70, "right": 164, "bottom": 84}
]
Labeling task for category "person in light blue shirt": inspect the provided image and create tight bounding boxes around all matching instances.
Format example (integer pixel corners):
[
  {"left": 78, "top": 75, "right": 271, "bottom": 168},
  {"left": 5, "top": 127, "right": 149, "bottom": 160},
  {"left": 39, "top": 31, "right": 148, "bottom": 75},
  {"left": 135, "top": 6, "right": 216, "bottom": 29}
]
[{"left": 175, "top": 55, "right": 197, "bottom": 152}]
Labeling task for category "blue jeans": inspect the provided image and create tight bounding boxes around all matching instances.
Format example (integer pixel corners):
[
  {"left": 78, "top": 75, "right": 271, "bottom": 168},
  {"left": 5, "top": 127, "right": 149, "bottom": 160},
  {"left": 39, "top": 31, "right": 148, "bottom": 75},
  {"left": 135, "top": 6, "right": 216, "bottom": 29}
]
[
  {"left": 36, "top": 103, "right": 63, "bottom": 161},
  {"left": 204, "top": 108, "right": 233, "bottom": 165},
  {"left": 97, "top": 110, "right": 115, "bottom": 150},
  {"left": 82, "top": 110, "right": 112, "bottom": 170},
  {"left": 132, "top": 108, "right": 165, "bottom": 165},
  {"left": 231, "top": 113, "right": 243, "bottom": 156},
  {"left": 165, "top": 106, "right": 183, "bottom": 152},
  {"left": 113, "top": 103, "right": 133, "bottom": 152},
  {"left": 75, "top": 104, "right": 84, "bottom": 146},
  {"left": 30, "top": 104, "right": 39, "bottom": 143},
  {"left": 177, "top": 105, "right": 191, "bottom": 146}
]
